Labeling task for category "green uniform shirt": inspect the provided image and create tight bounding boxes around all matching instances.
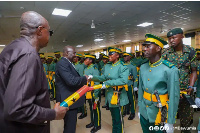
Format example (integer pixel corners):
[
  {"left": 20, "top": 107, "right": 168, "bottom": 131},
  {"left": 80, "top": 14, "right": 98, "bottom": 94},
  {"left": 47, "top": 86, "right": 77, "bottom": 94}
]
[
  {"left": 74, "top": 61, "right": 85, "bottom": 76},
  {"left": 124, "top": 62, "right": 138, "bottom": 87},
  {"left": 47, "top": 62, "right": 56, "bottom": 72},
  {"left": 162, "top": 45, "right": 197, "bottom": 89},
  {"left": 98, "top": 60, "right": 104, "bottom": 72},
  {"left": 138, "top": 58, "right": 180, "bottom": 124},
  {"left": 92, "top": 60, "right": 129, "bottom": 107},
  {"left": 84, "top": 64, "right": 100, "bottom": 98}
]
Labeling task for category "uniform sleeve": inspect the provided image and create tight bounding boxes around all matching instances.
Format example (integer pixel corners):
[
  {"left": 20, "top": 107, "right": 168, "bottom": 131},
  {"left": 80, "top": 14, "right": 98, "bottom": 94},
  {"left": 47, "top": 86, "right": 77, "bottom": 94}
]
[
  {"left": 104, "top": 65, "right": 129, "bottom": 87},
  {"left": 92, "top": 67, "right": 107, "bottom": 82},
  {"left": 191, "top": 52, "right": 198, "bottom": 68},
  {"left": 132, "top": 66, "right": 138, "bottom": 88},
  {"left": 167, "top": 67, "right": 180, "bottom": 124},
  {"left": 4, "top": 54, "right": 55, "bottom": 124},
  {"left": 138, "top": 68, "right": 144, "bottom": 107}
]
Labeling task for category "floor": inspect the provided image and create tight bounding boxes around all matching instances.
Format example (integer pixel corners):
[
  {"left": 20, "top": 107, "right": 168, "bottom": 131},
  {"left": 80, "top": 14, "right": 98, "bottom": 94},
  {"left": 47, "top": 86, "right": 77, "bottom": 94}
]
[{"left": 50, "top": 96, "right": 199, "bottom": 133}]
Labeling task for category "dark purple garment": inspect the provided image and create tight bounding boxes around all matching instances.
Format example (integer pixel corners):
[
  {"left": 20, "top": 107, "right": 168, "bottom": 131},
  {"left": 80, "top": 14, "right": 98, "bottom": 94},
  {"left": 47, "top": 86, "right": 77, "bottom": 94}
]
[{"left": 0, "top": 37, "right": 55, "bottom": 133}]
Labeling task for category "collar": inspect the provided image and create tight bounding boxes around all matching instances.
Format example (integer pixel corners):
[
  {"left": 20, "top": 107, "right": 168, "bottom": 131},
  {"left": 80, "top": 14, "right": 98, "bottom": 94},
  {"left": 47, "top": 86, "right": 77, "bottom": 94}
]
[
  {"left": 112, "top": 60, "right": 120, "bottom": 66},
  {"left": 149, "top": 57, "right": 163, "bottom": 68},
  {"left": 87, "top": 64, "right": 94, "bottom": 69}
]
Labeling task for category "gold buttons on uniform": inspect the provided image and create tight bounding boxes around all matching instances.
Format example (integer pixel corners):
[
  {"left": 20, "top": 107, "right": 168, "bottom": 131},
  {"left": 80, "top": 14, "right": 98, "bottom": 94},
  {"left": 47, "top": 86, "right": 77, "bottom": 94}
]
[
  {"left": 146, "top": 105, "right": 148, "bottom": 107},
  {"left": 146, "top": 88, "right": 148, "bottom": 90},
  {"left": 148, "top": 79, "right": 150, "bottom": 81},
  {"left": 149, "top": 70, "right": 151, "bottom": 72},
  {"left": 111, "top": 68, "right": 112, "bottom": 69},
  {"left": 109, "top": 74, "right": 110, "bottom": 75}
]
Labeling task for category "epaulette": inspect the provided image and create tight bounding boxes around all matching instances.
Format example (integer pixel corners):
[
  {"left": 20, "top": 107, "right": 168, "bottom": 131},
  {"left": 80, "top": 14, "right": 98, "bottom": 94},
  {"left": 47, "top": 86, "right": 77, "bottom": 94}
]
[
  {"left": 162, "top": 60, "right": 175, "bottom": 68},
  {"left": 119, "top": 60, "right": 125, "bottom": 66},
  {"left": 141, "top": 59, "right": 149, "bottom": 65}
]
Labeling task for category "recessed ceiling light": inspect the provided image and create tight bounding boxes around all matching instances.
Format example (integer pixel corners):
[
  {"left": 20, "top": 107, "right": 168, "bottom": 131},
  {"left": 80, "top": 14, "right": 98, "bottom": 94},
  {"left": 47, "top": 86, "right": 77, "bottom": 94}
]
[
  {"left": 94, "top": 39, "right": 103, "bottom": 42},
  {"left": 137, "top": 22, "right": 153, "bottom": 27},
  {"left": 84, "top": 50, "right": 89, "bottom": 51},
  {"left": 52, "top": 8, "right": 72, "bottom": 17},
  {"left": 100, "top": 46, "right": 106, "bottom": 47},
  {"left": 76, "top": 45, "right": 83, "bottom": 47},
  {"left": 122, "top": 40, "right": 131, "bottom": 42},
  {"left": 0, "top": 44, "right": 6, "bottom": 47}
]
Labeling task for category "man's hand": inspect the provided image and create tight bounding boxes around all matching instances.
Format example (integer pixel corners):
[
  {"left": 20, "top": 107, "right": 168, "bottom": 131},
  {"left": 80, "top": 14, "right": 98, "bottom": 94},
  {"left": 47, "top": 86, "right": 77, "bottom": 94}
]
[
  {"left": 134, "top": 87, "right": 138, "bottom": 91},
  {"left": 186, "top": 88, "right": 193, "bottom": 95},
  {"left": 101, "top": 83, "right": 107, "bottom": 89},
  {"left": 195, "top": 97, "right": 200, "bottom": 108},
  {"left": 54, "top": 102, "right": 69, "bottom": 120}
]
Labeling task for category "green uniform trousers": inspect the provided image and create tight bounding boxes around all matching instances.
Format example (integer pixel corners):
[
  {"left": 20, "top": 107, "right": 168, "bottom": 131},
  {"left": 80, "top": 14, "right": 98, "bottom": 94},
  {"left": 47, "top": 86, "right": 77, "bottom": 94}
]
[
  {"left": 110, "top": 107, "right": 124, "bottom": 133},
  {"left": 140, "top": 114, "right": 163, "bottom": 133},
  {"left": 87, "top": 92, "right": 101, "bottom": 127},
  {"left": 126, "top": 85, "right": 135, "bottom": 114}
]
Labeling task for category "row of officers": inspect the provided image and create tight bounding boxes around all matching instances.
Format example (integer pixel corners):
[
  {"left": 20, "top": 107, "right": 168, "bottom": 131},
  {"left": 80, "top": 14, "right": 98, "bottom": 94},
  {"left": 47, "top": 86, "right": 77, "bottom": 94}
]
[{"left": 40, "top": 28, "right": 200, "bottom": 133}]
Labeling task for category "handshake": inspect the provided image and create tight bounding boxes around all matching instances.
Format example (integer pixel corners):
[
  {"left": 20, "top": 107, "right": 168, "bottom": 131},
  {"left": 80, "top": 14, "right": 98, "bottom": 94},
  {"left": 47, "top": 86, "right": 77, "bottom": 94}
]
[{"left": 85, "top": 75, "right": 93, "bottom": 82}]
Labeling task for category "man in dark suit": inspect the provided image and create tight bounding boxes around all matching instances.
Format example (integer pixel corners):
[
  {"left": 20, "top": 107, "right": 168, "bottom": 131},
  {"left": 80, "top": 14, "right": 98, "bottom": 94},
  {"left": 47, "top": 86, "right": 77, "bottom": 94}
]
[{"left": 55, "top": 45, "right": 88, "bottom": 133}]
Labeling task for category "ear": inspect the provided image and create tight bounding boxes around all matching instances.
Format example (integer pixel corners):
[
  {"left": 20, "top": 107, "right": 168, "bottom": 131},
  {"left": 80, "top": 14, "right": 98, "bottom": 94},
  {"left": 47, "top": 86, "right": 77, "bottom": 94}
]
[
  {"left": 156, "top": 46, "right": 162, "bottom": 52},
  {"left": 36, "top": 26, "right": 43, "bottom": 36}
]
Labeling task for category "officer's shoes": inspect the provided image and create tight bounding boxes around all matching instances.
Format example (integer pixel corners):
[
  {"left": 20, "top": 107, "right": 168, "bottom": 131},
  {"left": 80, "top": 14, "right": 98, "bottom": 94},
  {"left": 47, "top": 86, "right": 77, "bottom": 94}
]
[
  {"left": 106, "top": 106, "right": 109, "bottom": 110},
  {"left": 78, "top": 113, "right": 87, "bottom": 119},
  {"left": 86, "top": 123, "right": 94, "bottom": 128},
  {"left": 90, "top": 126, "right": 101, "bottom": 133},
  {"left": 102, "top": 105, "right": 107, "bottom": 108},
  {"left": 128, "top": 113, "right": 135, "bottom": 120}
]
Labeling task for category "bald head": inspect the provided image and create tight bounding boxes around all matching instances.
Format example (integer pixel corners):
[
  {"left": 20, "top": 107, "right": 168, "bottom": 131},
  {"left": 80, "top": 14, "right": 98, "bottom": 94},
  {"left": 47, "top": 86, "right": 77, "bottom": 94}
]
[
  {"left": 63, "top": 45, "right": 76, "bottom": 62},
  {"left": 20, "top": 11, "right": 48, "bottom": 36}
]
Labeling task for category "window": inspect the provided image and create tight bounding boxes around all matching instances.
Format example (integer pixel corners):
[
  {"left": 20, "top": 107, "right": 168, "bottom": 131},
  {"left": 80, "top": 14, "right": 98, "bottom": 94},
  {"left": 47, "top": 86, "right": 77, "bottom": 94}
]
[
  {"left": 126, "top": 47, "right": 131, "bottom": 53},
  {"left": 183, "top": 37, "right": 191, "bottom": 46}
]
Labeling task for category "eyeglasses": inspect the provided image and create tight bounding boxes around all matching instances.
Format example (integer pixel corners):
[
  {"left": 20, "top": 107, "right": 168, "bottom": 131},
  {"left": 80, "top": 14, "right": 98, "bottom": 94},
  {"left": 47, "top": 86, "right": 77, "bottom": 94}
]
[{"left": 36, "top": 26, "right": 54, "bottom": 36}]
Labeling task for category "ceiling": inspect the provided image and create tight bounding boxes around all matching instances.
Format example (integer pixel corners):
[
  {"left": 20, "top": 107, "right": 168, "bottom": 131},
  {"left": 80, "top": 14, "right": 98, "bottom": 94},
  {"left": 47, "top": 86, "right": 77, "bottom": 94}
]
[{"left": 0, "top": 1, "right": 200, "bottom": 52}]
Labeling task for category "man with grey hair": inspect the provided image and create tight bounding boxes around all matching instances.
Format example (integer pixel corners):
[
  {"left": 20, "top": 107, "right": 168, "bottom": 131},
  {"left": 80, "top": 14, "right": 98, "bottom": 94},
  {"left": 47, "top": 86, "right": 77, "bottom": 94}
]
[{"left": 0, "top": 11, "right": 68, "bottom": 133}]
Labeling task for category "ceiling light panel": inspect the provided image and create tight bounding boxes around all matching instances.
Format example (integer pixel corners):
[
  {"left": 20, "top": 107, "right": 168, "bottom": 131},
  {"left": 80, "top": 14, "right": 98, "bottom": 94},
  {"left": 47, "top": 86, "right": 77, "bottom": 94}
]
[
  {"left": 137, "top": 22, "right": 153, "bottom": 27},
  {"left": 76, "top": 45, "right": 83, "bottom": 47},
  {"left": 52, "top": 8, "right": 72, "bottom": 17}
]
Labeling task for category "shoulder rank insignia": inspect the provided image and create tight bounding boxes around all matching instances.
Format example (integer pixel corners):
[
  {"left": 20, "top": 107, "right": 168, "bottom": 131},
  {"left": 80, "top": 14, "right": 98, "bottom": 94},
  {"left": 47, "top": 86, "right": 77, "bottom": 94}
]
[{"left": 162, "top": 60, "right": 174, "bottom": 68}]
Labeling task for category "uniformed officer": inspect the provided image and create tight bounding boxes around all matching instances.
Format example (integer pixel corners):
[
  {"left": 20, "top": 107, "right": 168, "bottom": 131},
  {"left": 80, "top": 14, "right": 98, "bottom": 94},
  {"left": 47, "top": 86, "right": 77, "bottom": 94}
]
[
  {"left": 84, "top": 54, "right": 101, "bottom": 133},
  {"left": 162, "top": 28, "right": 197, "bottom": 133},
  {"left": 88, "top": 47, "right": 129, "bottom": 133},
  {"left": 46, "top": 56, "right": 56, "bottom": 100},
  {"left": 54, "top": 51, "right": 62, "bottom": 63},
  {"left": 138, "top": 33, "right": 180, "bottom": 133},
  {"left": 101, "top": 55, "right": 110, "bottom": 110},
  {"left": 123, "top": 52, "right": 138, "bottom": 120},
  {"left": 73, "top": 54, "right": 88, "bottom": 119},
  {"left": 97, "top": 53, "right": 105, "bottom": 72}
]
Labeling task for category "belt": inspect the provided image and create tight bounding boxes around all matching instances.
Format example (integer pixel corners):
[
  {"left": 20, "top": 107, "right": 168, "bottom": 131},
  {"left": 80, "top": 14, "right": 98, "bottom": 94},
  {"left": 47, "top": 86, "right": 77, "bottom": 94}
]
[{"left": 143, "top": 91, "right": 168, "bottom": 103}]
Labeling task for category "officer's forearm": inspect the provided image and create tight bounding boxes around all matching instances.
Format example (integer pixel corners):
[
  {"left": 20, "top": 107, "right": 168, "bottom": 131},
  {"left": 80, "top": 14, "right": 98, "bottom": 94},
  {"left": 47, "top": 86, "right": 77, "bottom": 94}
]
[{"left": 189, "top": 70, "right": 197, "bottom": 86}]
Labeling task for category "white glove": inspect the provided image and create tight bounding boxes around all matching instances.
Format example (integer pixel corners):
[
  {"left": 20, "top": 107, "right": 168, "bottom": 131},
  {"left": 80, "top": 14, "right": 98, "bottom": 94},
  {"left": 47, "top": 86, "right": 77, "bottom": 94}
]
[
  {"left": 88, "top": 75, "right": 93, "bottom": 79},
  {"left": 101, "top": 83, "right": 107, "bottom": 89},
  {"left": 138, "top": 112, "right": 140, "bottom": 119},
  {"left": 195, "top": 98, "right": 200, "bottom": 108},
  {"left": 134, "top": 87, "right": 138, "bottom": 91},
  {"left": 164, "top": 123, "right": 174, "bottom": 133}
]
